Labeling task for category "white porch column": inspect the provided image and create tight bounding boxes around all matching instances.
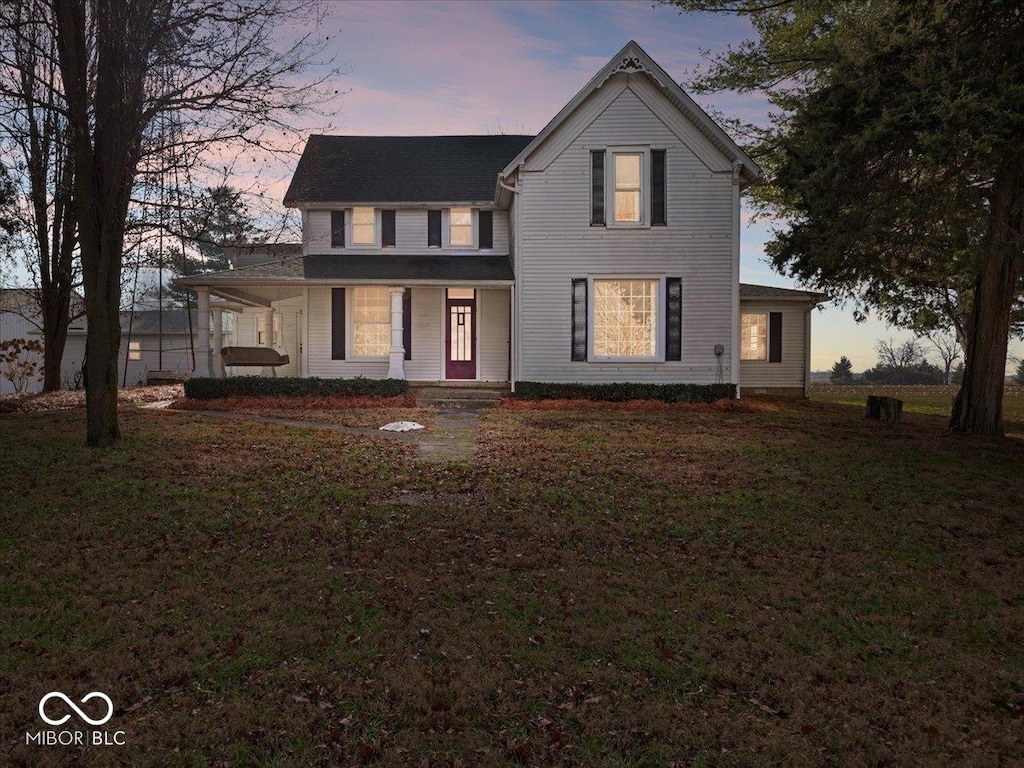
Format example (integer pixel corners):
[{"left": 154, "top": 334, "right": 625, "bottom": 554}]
[
  {"left": 194, "top": 287, "right": 212, "bottom": 377},
  {"left": 387, "top": 286, "right": 406, "bottom": 379},
  {"left": 211, "top": 308, "right": 225, "bottom": 378},
  {"left": 262, "top": 307, "right": 276, "bottom": 377}
]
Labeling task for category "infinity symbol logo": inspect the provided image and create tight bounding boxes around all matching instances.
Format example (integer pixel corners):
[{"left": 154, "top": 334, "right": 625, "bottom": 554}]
[{"left": 38, "top": 692, "right": 114, "bottom": 726}]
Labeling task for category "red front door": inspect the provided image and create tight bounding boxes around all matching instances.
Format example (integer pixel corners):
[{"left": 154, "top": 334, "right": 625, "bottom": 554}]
[{"left": 445, "top": 296, "right": 476, "bottom": 379}]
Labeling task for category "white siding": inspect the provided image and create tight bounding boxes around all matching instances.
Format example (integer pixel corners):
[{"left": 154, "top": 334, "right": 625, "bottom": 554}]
[
  {"left": 517, "top": 77, "right": 736, "bottom": 384},
  {"left": 118, "top": 334, "right": 194, "bottom": 386},
  {"left": 405, "top": 287, "right": 443, "bottom": 381},
  {"left": 478, "top": 289, "right": 510, "bottom": 382},
  {"left": 739, "top": 301, "right": 808, "bottom": 392},
  {"left": 304, "top": 208, "right": 509, "bottom": 255},
  {"left": 303, "top": 285, "right": 509, "bottom": 382}
]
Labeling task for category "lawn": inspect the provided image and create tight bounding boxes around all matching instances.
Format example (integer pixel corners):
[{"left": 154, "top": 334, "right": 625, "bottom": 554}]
[
  {"left": 811, "top": 383, "right": 1024, "bottom": 429},
  {"left": 1, "top": 401, "right": 1022, "bottom": 766}
]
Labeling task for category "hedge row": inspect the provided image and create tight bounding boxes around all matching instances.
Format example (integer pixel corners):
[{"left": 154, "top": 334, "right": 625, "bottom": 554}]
[
  {"left": 511, "top": 381, "right": 736, "bottom": 403},
  {"left": 183, "top": 376, "right": 408, "bottom": 400}
]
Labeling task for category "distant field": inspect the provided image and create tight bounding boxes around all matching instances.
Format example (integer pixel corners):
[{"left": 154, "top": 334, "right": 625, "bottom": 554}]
[{"left": 811, "top": 384, "right": 1024, "bottom": 433}]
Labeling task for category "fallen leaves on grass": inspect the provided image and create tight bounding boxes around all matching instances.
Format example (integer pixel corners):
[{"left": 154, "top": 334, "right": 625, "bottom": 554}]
[{"left": 0, "top": 384, "right": 183, "bottom": 413}]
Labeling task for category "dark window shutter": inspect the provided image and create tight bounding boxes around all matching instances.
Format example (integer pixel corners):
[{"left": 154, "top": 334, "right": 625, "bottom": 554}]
[
  {"left": 665, "top": 277, "right": 682, "bottom": 360},
  {"left": 571, "top": 278, "right": 588, "bottom": 361},
  {"left": 479, "top": 210, "right": 493, "bottom": 249},
  {"left": 402, "top": 289, "right": 412, "bottom": 360},
  {"left": 651, "top": 149, "right": 666, "bottom": 226},
  {"left": 330, "top": 210, "right": 345, "bottom": 248},
  {"left": 769, "top": 312, "right": 783, "bottom": 362},
  {"left": 331, "top": 287, "right": 346, "bottom": 360},
  {"left": 428, "top": 210, "right": 442, "bottom": 247},
  {"left": 382, "top": 209, "right": 396, "bottom": 247},
  {"left": 590, "top": 150, "right": 605, "bottom": 226}
]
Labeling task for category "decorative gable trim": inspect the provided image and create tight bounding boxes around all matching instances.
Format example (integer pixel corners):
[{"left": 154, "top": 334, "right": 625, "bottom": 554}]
[{"left": 499, "top": 40, "right": 759, "bottom": 187}]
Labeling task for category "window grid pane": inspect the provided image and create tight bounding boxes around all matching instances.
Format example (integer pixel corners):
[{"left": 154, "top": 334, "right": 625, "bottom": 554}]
[
  {"left": 351, "top": 207, "right": 375, "bottom": 245},
  {"left": 593, "top": 279, "right": 657, "bottom": 358},
  {"left": 449, "top": 207, "right": 472, "bottom": 246},
  {"left": 353, "top": 286, "right": 391, "bottom": 357},
  {"left": 741, "top": 313, "right": 767, "bottom": 360},
  {"left": 614, "top": 153, "right": 642, "bottom": 223}
]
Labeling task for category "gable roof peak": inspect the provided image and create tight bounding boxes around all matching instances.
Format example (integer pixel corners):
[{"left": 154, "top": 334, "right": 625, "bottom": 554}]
[{"left": 499, "top": 39, "right": 760, "bottom": 185}]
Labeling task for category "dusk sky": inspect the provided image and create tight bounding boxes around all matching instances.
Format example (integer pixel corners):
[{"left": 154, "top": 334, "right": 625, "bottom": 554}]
[{"left": 263, "top": 0, "right": 1015, "bottom": 374}]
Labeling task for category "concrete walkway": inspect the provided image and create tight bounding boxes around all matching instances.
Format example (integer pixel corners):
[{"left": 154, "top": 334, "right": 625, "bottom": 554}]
[{"left": 143, "top": 402, "right": 481, "bottom": 462}]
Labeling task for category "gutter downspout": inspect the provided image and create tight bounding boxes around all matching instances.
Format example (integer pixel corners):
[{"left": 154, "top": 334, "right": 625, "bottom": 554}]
[
  {"left": 731, "top": 159, "right": 742, "bottom": 399},
  {"left": 499, "top": 174, "right": 519, "bottom": 393}
]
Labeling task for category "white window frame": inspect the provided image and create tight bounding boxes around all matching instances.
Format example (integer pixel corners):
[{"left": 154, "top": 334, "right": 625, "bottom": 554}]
[
  {"left": 128, "top": 341, "right": 142, "bottom": 361},
  {"left": 443, "top": 207, "right": 477, "bottom": 249},
  {"left": 256, "top": 313, "right": 281, "bottom": 347},
  {"left": 347, "top": 207, "right": 379, "bottom": 248},
  {"left": 741, "top": 312, "right": 768, "bottom": 361},
  {"left": 588, "top": 275, "right": 664, "bottom": 362},
  {"left": 606, "top": 146, "right": 651, "bottom": 228},
  {"left": 349, "top": 285, "right": 391, "bottom": 359}
]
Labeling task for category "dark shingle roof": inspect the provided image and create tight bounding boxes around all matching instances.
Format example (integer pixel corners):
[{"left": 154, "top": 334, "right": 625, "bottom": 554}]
[
  {"left": 284, "top": 135, "right": 535, "bottom": 205},
  {"left": 178, "top": 255, "right": 514, "bottom": 284},
  {"left": 120, "top": 309, "right": 197, "bottom": 334},
  {"left": 303, "top": 254, "right": 513, "bottom": 282},
  {"left": 740, "top": 284, "right": 825, "bottom": 302}
]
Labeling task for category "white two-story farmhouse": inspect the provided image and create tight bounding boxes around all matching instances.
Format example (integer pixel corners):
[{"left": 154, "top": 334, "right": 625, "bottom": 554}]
[{"left": 180, "top": 41, "right": 822, "bottom": 396}]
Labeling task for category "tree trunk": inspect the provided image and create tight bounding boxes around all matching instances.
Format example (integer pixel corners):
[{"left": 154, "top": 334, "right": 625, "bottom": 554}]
[
  {"left": 950, "top": 151, "right": 1023, "bottom": 435},
  {"left": 41, "top": 314, "right": 68, "bottom": 391},
  {"left": 866, "top": 395, "right": 903, "bottom": 422},
  {"left": 83, "top": 263, "right": 121, "bottom": 446},
  {"left": 54, "top": 0, "right": 145, "bottom": 445}
]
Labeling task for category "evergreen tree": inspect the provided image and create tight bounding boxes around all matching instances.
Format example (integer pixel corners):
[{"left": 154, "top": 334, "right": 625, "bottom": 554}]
[{"left": 830, "top": 355, "right": 854, "bottom": 383}]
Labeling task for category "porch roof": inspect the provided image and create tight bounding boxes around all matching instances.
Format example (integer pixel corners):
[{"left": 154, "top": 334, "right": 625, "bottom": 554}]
[{"left": 176, "top": 254, "right": 514, "bottom": 287}]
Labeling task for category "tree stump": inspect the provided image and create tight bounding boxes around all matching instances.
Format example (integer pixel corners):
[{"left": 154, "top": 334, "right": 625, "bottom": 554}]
[{"left": 865, "top": 395, "right": 903, "bottom": 422}]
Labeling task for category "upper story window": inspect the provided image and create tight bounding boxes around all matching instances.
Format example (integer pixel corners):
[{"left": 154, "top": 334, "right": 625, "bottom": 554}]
[
  {"left": 351, "top": 207, "right": 376, "bottom": 246},
  {"left": 741, "top": 313, "right": 767, "bottom": 360},
  {"left": 613, "top": 153, "right": 642, "bottom": 223},
  {"left": 591, "top": 148, "right": 666, "bottom": 227},
  {"left": 449, "top": 207, "right": 473, "bottom": 246}
]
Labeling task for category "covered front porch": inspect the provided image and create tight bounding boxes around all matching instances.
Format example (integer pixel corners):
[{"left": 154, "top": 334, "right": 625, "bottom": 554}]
[{"left": 189, "top": 282, "right": 513, "bottom": 385}]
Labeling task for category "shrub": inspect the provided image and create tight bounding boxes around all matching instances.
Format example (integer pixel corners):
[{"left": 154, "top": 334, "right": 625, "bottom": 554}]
[
  {"left": 511, "top": 381, "right": 735, "bottom": 403},
  {"left": 183, "top": 376, "right": 408, "bottom": 400},
  {"left": 0, "top": 338, "right": 44, "bottom": 393}
]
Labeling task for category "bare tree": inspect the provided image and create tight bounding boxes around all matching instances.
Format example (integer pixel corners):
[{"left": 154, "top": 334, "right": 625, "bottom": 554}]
[
  {"left": 0, "top": 0, "right": 80, "bottom": 391},
  {"left": 51, "top": 0, "right": 336, "bottom": 445},
  {"left": 874, "top": 337, "right": 925, "bottom": 370},
  {"left": 925, "top": 330, "right": 962, "bottom": 385}
]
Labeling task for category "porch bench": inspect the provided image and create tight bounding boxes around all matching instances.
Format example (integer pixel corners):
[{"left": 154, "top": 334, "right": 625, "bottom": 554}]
[{"left": 221, "top": 346, "right": 290, "bottom": 368}]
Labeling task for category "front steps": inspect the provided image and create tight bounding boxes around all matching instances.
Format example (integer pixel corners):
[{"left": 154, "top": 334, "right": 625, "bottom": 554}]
[{"left": 412, "top": 384, "right": 509, "bottom": 410}]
